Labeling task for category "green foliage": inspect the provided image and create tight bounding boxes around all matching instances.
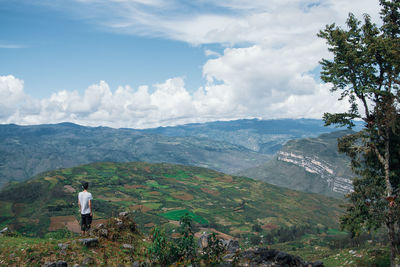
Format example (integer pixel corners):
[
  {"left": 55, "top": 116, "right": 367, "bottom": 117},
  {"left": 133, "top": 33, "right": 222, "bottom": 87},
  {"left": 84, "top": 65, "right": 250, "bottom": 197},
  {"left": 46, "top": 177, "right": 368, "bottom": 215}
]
[
  {"left": 148, "top": 227, "right": 175, "bottom": 265},
  {"left": 176, "top": 213, "right": 197, "bottom": 263},
  {"left": 319, "top": 0, "right": 400, "bottom": 264},
  {"left": 202, "top": 233, "right": 226, "bottom": 265}
]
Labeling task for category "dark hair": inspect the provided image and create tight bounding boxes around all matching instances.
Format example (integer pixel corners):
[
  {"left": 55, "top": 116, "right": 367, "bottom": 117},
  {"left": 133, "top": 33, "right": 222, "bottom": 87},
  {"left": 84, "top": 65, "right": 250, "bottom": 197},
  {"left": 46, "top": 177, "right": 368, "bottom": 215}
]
[{"left": 82, "top": 181, "right": 89, "bottom": 190}]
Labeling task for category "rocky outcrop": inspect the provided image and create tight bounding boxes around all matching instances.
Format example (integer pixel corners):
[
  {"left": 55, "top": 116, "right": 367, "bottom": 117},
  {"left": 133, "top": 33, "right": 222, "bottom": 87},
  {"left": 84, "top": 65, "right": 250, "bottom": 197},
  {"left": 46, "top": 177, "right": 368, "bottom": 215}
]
[
  {"left": 234, "top": 247, "right": 324, "bottom": 267},
  {"left": 277, "top": 151, "right": 353, "bottom": 194}
]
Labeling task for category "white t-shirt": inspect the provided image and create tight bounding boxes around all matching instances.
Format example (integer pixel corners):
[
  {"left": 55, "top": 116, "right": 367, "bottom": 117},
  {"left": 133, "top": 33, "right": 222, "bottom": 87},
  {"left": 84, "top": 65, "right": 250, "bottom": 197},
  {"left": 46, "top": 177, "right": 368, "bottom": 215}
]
[{"left": 78, "top": 191, "right": 93, "bottom": 215}]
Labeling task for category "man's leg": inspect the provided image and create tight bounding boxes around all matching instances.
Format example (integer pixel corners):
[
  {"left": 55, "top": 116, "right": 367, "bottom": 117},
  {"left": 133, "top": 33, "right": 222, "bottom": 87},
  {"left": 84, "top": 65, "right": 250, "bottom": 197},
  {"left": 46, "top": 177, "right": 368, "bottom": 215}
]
[{"left": 81, "top": 214, "right": 87, "bottom": 236}]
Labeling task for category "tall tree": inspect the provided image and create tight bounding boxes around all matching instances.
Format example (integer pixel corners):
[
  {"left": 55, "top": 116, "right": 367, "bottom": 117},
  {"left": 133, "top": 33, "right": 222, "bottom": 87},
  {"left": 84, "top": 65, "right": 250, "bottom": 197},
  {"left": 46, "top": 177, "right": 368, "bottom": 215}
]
[{"left": 318, "top": 0, "right": 400, "bottom": 265}]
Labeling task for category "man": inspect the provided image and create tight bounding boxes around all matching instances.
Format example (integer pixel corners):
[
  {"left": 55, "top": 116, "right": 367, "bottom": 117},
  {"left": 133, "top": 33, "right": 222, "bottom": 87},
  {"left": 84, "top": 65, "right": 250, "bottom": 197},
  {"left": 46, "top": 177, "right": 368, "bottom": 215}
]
[{"left": 78, "top": 181, "right": 93, "bottom": 236}]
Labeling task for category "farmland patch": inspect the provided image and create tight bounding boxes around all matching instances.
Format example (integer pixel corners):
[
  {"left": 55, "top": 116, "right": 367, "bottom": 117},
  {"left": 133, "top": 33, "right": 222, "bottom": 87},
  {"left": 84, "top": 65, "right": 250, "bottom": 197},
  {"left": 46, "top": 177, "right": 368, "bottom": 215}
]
[
  {"left": 63, "top": 185, "right": 76, "bottom": 193},
  {"left": 48, "top": 216, "right": 80, "bottom": 233},
  {"left": 201, "top": 187, "right": 220, "bottom": 196},
  {"left": 171, "top": 192, "right": 193, "bottom": 201}
]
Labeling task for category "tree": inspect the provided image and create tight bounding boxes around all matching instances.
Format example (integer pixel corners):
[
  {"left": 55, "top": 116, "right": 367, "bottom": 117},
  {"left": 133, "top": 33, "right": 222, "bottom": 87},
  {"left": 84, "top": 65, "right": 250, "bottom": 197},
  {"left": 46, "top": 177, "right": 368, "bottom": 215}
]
[{"left": 318, "top": 0, "right": 400, "bottom": 265}]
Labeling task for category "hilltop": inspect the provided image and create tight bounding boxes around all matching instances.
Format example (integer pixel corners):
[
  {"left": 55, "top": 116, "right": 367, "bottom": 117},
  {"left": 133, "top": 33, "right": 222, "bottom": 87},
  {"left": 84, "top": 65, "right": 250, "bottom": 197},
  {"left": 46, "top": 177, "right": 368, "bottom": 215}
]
[
  {"left": 238, "top": 131, "right": 354, "bottom": 198},
  {"left": 0, "top": 162, "right": 342, "bottom": 239}
]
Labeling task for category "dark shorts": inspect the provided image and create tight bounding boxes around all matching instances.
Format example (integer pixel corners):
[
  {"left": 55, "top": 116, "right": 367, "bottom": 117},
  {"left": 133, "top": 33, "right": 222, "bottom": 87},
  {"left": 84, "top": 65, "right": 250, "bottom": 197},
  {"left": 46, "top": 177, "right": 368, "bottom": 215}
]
[{"left": 81, "top": 213, "right": 92, "bottom": 231}]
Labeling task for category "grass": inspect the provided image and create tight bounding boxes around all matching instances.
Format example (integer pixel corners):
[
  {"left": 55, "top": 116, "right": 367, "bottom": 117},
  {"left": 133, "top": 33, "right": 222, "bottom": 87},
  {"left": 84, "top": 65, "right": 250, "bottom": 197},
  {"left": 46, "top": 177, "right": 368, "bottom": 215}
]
[{"left": 0, "top": 201, "right": 12, "bottom": 217}]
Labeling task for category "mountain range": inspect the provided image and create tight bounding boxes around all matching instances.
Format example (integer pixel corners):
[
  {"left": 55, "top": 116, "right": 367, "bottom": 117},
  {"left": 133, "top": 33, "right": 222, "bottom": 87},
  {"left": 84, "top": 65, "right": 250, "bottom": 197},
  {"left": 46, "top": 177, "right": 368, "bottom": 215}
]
[
  {"left": 0, "top": 119, "right": 359, "bottom": 199},
  {"left": 140, "top": 118, "right": 357, "bottom": 154},
  {"left": 0, "top": 122, "right": 270, "bottom": 187}
]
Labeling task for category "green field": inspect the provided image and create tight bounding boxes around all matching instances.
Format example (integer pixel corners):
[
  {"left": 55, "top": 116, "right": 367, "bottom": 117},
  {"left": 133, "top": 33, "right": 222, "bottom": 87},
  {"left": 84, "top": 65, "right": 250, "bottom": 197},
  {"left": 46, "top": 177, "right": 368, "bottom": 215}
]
[
  {"left": 160, "top": 209, "right": 208, "bottom": 224},
  {"left": 0, "top": 162, "right": 343, "bottom": 240}
]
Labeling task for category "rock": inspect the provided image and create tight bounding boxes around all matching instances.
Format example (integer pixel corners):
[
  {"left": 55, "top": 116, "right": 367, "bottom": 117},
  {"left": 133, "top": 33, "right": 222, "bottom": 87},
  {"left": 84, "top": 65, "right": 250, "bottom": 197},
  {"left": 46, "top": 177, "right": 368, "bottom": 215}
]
[
  {"left": 198, "top": 233, "right": 209, "bottom": 249},
  {"left": 58, "top": 243, "right": 69, "bottom": 250},
  {"left": 79, "top": 238, "right": 99, "bottom": 247},
  {"left": 73, "top": 264, "right": 80, "bottom": 267},
  {"left": 82, "top": 257, "right": 95, "bottom": 265},
  {"left": 0, "top": 227, "right": 8, "bottom": 234},
  {"left": 131, "top": 261, "right": 141, "bottom": 267},
  {"left": 42, "top": 261, "right": 68, "bottom": 267},
  {"left": 274, "top": 251, "right": 292, "bottom": 265},
  {"left": 55, "top": 261, "right": 68, "bottom": 267},
  {"left": 99, "top": 228, "right": 108, "bottom": 238},
  {"left": 311, "top": 261, "right": 324, "bottom": 267},
  {"left": 225, "top": 239, "right": 240, "bottom": 253},
  {"left": 123, "top": 244, "right": 134, "bottom": 249},
  {"left": 222, "top": 253, "right": 236, "bottom": 261},
  {"left": 119, "top": 211, "right": 129, "bottom": 218},
  {"left": 238, "top": 247, "right": 323, "bottom": 267},
  {"left": 116, "top": 219, "right": 124, "bottom": 229}
]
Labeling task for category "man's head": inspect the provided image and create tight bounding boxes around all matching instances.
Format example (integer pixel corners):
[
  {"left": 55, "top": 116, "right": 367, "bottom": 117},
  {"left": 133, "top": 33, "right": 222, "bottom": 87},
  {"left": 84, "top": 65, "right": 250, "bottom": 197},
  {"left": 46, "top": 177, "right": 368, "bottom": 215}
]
[{"left": 82, "top": 181, "right": 89, "bottom": 190}]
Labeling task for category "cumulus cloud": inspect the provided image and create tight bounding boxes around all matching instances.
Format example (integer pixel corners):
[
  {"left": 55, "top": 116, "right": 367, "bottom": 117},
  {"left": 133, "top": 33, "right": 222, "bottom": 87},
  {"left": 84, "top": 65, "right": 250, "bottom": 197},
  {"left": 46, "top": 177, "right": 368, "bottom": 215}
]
[
  {"left": 1, "top": 74, "right": 350, "bottom": 128},
  {"left": 0, "top": 75, "right": 26, "bottom": 119}
]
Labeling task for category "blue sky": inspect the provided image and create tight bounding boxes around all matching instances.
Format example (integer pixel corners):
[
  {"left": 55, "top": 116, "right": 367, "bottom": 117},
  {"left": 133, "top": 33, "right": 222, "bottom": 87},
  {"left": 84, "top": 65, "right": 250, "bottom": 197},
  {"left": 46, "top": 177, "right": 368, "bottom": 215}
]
[{"left": 0, "top": 0, "right": 380, "bottom": 128}]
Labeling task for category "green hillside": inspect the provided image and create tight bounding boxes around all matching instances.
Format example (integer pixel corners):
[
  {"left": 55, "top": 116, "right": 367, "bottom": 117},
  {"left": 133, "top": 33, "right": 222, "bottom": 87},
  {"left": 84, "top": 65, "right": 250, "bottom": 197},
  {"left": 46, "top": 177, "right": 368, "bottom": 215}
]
[
  {"left": 239, "top": 131, "right": 355, "bottom": 198},
  {"left": 0, "top": 162, "right": 343, "bottom": 239}
]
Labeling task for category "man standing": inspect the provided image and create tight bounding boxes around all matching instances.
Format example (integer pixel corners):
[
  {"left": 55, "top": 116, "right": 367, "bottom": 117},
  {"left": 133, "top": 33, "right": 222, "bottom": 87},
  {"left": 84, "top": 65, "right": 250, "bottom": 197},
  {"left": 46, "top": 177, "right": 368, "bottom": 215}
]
[{"left": 78, "top": 181, "right": 93, "bottom": 236}]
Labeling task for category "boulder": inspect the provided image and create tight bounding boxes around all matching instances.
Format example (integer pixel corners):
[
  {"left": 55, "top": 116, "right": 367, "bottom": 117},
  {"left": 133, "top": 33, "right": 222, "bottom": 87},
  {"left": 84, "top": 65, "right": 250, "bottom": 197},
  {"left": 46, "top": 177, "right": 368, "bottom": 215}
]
[
  {"left": 119, "top": 211, "right": 129, "bottom": 218},
  {"left": 198, "top": 233, "right": 209, "bottom": 249},
  {"left": 99, "top": 228, "right": 108, "bottom": 238},
  {"left": 237, "top": 248, "right": 324, "bottom": 267},
  {"left": 123, "top": 244, "right": 134, "bottom": 249},
  {"left": 58, "top": 243, "right": 68, "bottom": 250},
  {"left": 223, "top": 239, "right": 240, "bottom": 253},
  {"left": 82, "top": 257, "right": 95, "bottom": 265},
  {"left": 79, "top": 238, "right": 99, "bottom": 247}
]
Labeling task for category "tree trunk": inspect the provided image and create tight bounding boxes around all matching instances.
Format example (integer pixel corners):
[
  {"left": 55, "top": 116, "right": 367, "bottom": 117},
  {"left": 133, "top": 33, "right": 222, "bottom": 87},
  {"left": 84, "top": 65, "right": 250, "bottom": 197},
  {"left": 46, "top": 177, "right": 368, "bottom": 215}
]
[{"left": 387, "top": 209, "right": 398, "bottom": 267}]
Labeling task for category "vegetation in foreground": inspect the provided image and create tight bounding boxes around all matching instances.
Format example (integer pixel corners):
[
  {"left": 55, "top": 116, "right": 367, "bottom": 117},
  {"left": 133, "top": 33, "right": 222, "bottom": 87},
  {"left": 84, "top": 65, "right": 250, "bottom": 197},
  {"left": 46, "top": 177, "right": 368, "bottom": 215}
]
[{"left": 0, "top": 212, "right": 392, "bottom": 267}]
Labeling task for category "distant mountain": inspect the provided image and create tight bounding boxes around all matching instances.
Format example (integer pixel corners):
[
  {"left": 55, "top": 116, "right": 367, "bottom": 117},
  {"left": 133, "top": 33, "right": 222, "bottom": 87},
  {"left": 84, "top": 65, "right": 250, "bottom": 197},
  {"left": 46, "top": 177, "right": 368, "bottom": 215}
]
[
  {"left": 0, "top": 123, "right": 270, "bottom": 187},
  {"left": 140, "top": 118, "right": 361, "bottom": 155},
  {"left": 0, "top": 162, "right": 343, "bottom": 237},
  {"left": 238, "top": 130, "right": 355, "bottom": 198}
]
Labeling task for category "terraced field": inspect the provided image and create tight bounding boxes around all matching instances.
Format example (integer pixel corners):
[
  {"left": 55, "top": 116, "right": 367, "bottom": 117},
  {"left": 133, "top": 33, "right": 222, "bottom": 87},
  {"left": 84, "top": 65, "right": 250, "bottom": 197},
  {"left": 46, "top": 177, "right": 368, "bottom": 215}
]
[{"left": 0, "top": 162, "right": 343, "bottom": 239}]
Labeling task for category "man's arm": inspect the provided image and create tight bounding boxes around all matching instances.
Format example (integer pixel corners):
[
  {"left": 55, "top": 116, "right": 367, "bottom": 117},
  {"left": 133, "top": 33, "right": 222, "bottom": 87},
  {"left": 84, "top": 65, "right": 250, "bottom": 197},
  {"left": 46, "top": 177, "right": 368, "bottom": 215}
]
[
  {"left": 78, "top": 198, "right": 81, "bottom": 213},
  {"left": 89, "top": 199, "right": 92, "bottom": 216}
]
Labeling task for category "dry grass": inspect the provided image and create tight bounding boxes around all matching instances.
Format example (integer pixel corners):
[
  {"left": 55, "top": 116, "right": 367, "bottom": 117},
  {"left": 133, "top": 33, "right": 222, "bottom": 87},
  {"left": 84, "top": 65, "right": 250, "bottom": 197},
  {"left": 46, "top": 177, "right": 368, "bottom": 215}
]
[
  {"left": 201, "top": 188, "right": 220, "bottom": 196},
  {"left": 130, "top": 205, "right": 152, "bottom": 213},
  {"left": 63, "top": 185, "right": 76, "bottom": 193},
  {"left": 48, "top": 216, "right": 80, "bottom": 233},
  {"left": 171, "top": 192, "right": 194, "bottom": 201}
]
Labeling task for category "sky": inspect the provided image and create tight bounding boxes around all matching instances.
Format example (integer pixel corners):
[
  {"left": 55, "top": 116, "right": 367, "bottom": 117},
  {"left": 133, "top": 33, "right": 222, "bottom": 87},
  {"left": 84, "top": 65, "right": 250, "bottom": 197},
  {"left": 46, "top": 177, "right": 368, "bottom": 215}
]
[{"left": 0, "top": 0, "right": 381, "bottom": 129}]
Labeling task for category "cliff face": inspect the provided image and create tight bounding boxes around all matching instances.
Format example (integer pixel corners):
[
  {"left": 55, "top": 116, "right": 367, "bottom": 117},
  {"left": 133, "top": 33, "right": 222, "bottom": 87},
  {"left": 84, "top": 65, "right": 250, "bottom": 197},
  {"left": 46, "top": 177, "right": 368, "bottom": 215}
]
[
  {"left": 277, "top": 151, "right": 353, "bottom": 194},
  {"left": 238, "top": 130, "right": 355, "bottom": 198}
]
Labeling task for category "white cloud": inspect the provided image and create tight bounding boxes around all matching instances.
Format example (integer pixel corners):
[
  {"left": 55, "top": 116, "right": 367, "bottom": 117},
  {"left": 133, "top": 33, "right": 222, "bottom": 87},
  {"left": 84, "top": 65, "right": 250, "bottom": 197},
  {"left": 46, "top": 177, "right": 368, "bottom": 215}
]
[
  {"left": 52, "top": 0, "right": 379, "bottom": 45},
  {"left": 2, "top": 0, "right": 382, "bottom": 127},
  {"left": 0, "top": 75, "right": 26, "bottom": 119},
  {"left": 0, "top": 74, "right": 350, "bottom": 128}
]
